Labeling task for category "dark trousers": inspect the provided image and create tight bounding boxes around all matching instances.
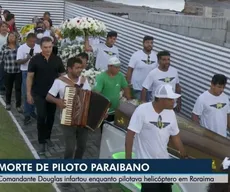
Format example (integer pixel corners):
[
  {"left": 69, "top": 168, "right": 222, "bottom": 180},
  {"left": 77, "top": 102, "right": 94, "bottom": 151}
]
[
  {"left": 61, "top": 125, "right": 88, "bottom": 159},
  {"left": 33, "top": 95, "right": 56, "bottom": 144},
  {"left": 5, "top": 72, "right": 22, "bottom": 107},
  {"left": 101, "top": 115, "right": 114, "bottom": 134},
  {"left": 141, "top": 183, "right": 172, "bottom": 192},
  {"left": 0, "top": 63, "right": 5, "bottom": 92}
]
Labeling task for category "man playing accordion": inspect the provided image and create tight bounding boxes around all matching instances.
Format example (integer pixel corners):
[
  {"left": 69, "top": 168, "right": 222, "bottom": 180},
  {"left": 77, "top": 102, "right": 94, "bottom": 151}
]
[{"left": 46, "top": 57, "right": 91, "bottom": 160}]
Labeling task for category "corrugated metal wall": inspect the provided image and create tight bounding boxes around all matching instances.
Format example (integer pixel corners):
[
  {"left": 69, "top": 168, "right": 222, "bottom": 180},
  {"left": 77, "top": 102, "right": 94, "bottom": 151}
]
[
  {"left": 65, "top": 1, "right": 230, "bottom": 118},
  {"left": 0, "top": 0, "right": 64, "bottom": 28}
]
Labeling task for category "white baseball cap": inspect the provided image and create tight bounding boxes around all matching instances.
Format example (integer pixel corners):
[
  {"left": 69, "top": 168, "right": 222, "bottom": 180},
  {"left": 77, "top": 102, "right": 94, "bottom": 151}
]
[
  {"left": 108, "top": 56, "right": 121, "bottom": 66},
  {"left": 155, "top": 84, "right": 181, "bottom": 99}
]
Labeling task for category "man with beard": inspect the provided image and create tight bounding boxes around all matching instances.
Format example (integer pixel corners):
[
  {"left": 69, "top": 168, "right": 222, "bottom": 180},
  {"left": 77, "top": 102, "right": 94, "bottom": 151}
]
[
  {"left": 126, "top": 84, "right": 187, "bottom": 192},
  {"left": 192, "top": 74, "right": 230, "bottom": 137},
  {"left": 46, "top": 57, "right": 91, "bottom": 159},
  {"left": 84, "top": 31, "right": 119, "bottom": 71},
  {"left": 141, "top": 51, "right": 181, "bottom": 113},
  {"left": 126, "top": 36, "right": 158, "bottom": 101}
]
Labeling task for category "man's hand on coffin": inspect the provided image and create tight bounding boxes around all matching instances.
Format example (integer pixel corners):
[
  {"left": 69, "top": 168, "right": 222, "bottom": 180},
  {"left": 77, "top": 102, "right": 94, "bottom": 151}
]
[{"left": 57, "top": 99, "right": 66, "bottom": 109}]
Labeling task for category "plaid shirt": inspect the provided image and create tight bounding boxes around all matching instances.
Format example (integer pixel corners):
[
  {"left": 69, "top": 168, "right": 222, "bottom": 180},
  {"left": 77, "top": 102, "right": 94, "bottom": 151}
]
[{"left": 0, "top": 44, "right": 20, "bottom": 73}]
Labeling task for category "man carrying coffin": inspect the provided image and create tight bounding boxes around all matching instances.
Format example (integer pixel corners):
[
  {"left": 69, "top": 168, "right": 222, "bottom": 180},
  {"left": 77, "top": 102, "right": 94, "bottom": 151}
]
[
  {"left": 93, "top": 56, "right": 131, "bottom": 132},
  {"left": 125, "top": 84, "right": 187, "bottom": 192},
  {"left": 192, "top": 74, "right": 230, "bottom": 137}
]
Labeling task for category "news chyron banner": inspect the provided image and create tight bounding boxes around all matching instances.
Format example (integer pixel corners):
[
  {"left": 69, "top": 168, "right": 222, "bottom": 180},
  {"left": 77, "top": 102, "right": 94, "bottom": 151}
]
[{"left": 0, "top": 159, "right": 227, "bottom": 183}]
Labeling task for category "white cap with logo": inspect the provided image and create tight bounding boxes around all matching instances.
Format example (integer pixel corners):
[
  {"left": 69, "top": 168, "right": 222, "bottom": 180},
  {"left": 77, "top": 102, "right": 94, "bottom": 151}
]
[
  {"left": 108, "top": 56, "right": 121, "bottom": 66},
  {"left": 155, "top": 84, "right": 181, "bottom": 99}
]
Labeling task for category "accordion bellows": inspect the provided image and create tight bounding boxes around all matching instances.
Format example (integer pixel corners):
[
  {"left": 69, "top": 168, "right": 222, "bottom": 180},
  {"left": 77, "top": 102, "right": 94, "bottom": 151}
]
[{"left": 61, "top": 85, "right": 110, "bottom": 131}]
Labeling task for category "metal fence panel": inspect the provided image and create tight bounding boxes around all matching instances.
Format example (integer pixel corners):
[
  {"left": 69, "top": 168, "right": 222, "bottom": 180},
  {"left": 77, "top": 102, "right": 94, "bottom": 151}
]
[
  {"left": 64, "top": 1, "right": 230, "bottom": 118},
  {"left": 0, "top": 0, "right": 65, "bottom": 28}
]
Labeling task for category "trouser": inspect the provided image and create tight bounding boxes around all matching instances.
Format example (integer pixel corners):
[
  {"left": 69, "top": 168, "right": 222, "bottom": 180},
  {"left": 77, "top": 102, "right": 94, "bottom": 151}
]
[
  {"left": 133, "top": 90, "right": 152, "bottom": 102},
  {"left": 0, "top": 63, "right": 5, "bottom": 91},
  {"left": 33, "top": 94, "right": 56, "bottom": 144},
  {"left": 61, "top": 125, "right": 88, "bottom": 159},
  {"left": 22, "top": 71, "right": 35, "bottom": 117},
  {"left": 141, "top": 183, "right": 172, "bottom": 192},
  {"left": 101, "top": 114, "right": 114, "bottom": 134},
  {"left": 5, "top": 72, "right": 22, "bottom": 107}
]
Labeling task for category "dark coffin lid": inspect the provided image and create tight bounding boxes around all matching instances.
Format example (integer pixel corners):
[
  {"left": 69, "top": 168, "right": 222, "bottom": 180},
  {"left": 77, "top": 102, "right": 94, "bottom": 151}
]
[
  {"left": 117, "top": 102, "right": 230, "bottom": 159},
  {"left": 117, "top": 101, "right": 137, "bottom": 117}
]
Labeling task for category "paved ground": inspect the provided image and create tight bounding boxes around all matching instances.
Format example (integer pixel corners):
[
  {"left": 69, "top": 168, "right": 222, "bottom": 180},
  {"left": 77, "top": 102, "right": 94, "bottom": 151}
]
[{"left": 0, "top": 94, "right": 124, "bottom": 192}]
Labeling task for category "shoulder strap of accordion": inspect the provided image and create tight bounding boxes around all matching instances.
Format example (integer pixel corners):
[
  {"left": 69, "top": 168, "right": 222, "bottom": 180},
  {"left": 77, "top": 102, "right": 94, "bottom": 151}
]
[{"left": 58, "top": 76, "right": 75, "bottom": 86}]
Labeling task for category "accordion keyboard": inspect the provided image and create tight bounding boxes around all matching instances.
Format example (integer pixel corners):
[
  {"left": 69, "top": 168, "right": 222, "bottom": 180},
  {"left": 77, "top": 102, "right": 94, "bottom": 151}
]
[{"left": 61, "top": 86, "right": 76, "bottom": 126}]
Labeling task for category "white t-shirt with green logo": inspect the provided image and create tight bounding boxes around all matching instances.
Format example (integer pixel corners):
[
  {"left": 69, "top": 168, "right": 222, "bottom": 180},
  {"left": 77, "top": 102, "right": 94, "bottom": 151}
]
[
  {"left": 193, "top": 91, "right": 230, "bottom": 137},
  {"left": 142, "top": 66, "right": 179, "bottom": 105},
  {"left": 128, "top": 50, "right": 158, "bottom": 91},
  {"left": 128, "top": 102, "right": 179, "bottom": 159}
]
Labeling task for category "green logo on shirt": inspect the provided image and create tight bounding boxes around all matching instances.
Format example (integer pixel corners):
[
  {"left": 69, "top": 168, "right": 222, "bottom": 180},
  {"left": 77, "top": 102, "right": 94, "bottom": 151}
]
[
  {"left": 141, "top": 60, "right": 155, "bottom": 65},
  {"left": 150, "top": 115, "right": 170, "bottom": 129},
  {"left": 159, "top": 77, "right": 175, "bottom": 83},
  {"left": 210, "top": 103, "right": 226, "bottom": 109},
  {"left": 104, "top": 50, "right": 116, "bottom": 56}
]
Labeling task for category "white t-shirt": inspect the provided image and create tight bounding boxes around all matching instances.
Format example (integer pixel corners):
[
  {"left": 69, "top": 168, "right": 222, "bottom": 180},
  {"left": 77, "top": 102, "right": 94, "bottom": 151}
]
[
  {"left": 142, "top": 66, "right": 179, "bottom": 106},
  {"left": 48, "top": 74, "right": 91, "bottom": 99},
  {"left": 192, "top": 91, "right": 230, "bottom": 137},
  {"left": 128, "top": 50, "right": 158, "bottom": 91},
  {"left": 16, "top": 43, "right": 41, "bottom": 71},
  {"left": 92, "top": 43, "right": 119, "bottom": 71},
  {"left": 43, "top": 30, "right": 51, "bottom": 37},
  {"left": 128, "top": 102, "right": 179, "bottom": 159},
  {"left": 0, "top": 34, "right": 7, "bottom": 49}
]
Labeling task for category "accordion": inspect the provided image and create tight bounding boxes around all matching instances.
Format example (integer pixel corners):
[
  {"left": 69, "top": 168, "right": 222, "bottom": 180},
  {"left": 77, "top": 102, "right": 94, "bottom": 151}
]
[{"left": 61, "top": 85, "right": 110, "bottom": 131}]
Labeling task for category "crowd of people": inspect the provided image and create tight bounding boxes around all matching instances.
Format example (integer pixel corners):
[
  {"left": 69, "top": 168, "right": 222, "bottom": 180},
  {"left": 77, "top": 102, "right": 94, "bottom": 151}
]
[{"left": 0, "top": 5, "right": 230, "bottom": 192}]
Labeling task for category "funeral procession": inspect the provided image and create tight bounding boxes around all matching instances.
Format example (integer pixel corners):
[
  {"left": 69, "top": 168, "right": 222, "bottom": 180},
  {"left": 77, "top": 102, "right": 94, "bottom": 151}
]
[{"left": 1, "top": 0, "right": 230, "bottom": 192}]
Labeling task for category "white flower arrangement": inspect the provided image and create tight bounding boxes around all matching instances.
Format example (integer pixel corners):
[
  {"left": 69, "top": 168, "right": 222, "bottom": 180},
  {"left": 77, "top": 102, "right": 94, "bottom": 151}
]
[
  {"left": 60, "top": 17, "right": 107, "bottom": 40},
  {"left": 81, "top": 68, "right": 104, "bottom": 88},
  {"left": 59, "top": 43, "right": 84, "bottom": 65}
]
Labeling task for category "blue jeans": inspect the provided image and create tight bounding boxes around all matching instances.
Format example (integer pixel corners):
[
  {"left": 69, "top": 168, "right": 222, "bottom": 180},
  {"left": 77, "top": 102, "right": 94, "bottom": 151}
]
[
  {"left": 0, "top": 62, "right": 5, "bottom": 91},
  {"left": 22, "top": 71, "right": 35, "bottom": 117},
  {"left": 133, "top": 90, "right": 152, "bottom": 102}
]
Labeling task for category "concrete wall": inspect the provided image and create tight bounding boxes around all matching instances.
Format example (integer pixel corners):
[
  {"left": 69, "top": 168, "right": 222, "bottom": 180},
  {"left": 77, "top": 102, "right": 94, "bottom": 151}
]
[{"left": 129, "top": 13, "right": 230, "bottom": 47}]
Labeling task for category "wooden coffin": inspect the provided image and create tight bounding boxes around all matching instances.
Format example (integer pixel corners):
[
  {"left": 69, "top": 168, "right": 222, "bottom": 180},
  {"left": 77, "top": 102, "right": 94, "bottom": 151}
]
[{"left": 114, "top": 101, "right": 230, "bottom": 171}]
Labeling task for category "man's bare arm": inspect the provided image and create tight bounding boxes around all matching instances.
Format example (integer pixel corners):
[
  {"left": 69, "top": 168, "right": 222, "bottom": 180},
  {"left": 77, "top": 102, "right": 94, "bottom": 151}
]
[
  {"left": 126, "top": 67, "right": 133, "bottom": 84},
  {"left": 227, "top": 114, "right": 230, "bottom": 131},
  {"left": 125, "top": 130, "right": 136, "bottom": 159},
  {"left": 16, "top": 57, "right": 31, "bottom": 64},
  {"left": 170, "top": 134, "right": 187, "bottom": 158},
  {"left": 141, "top": 88, "right": 147, "bottom": 102},
  {"left": 26, "top": 72, "right": 34, "bottom": 104},
  {"left": 84, "top": 36, "right": 93, "bottom": 52},
  {"left": 191, "top": 113, "right": 200, "bottom": 124},
  {"left": 27, "top": 72, "right": 34, "bottom": 95},
  {"left": 176, "top": 83, "right": 181, "bottom": 94},
  {"left": 123, "top": 87, "right": 132, "bottom": 100},
  {"left": 46, "top": 93, "right": 59, "bottom": 104}
]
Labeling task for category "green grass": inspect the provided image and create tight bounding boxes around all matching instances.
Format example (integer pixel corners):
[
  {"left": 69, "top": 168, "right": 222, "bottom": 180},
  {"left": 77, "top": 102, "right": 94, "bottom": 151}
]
[{"left": 0, "top": 104, "right": 55, "bottom": 192}]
